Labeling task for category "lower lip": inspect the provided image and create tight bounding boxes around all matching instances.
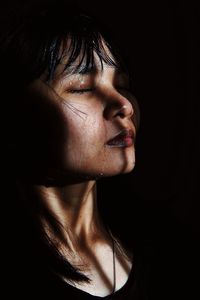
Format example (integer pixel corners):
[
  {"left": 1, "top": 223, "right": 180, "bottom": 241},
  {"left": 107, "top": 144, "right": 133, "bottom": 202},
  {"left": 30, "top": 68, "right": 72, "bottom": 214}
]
[{"left": 107, "top": 136, "right": 134, "bottom": 148}]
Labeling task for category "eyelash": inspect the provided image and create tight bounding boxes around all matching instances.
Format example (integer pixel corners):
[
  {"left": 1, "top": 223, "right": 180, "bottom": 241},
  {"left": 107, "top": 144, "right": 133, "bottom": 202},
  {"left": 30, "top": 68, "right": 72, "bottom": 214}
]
[
  {"left": 67, "top": 87, "right": 132, "bottom": 95},
  {"left": 68, "top": 88, "right": 95, "bottom": 94}
]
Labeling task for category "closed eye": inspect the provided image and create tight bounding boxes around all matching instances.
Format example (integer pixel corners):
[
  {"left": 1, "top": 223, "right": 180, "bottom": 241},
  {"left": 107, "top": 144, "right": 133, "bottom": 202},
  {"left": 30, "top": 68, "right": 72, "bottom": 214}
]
[{"left": 68, "top": 88, "right": 95, "bottom": 94}]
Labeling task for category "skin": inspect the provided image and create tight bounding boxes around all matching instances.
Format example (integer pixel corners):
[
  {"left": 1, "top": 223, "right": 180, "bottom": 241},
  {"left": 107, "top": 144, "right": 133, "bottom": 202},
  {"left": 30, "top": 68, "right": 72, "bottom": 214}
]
[{"left": 18, "top": 51, "right": 138, "bottom": 296}]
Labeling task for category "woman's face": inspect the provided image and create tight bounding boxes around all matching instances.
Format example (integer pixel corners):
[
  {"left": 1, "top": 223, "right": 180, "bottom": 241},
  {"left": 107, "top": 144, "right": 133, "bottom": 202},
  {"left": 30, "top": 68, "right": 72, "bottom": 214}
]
[{"left": 20, "top": 51, "right": 138, "bottom": 183}]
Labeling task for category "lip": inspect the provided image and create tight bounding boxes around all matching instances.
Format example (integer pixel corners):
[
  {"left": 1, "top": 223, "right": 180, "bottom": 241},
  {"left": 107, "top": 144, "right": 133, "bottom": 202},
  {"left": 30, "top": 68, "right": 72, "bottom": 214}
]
[{"left": 106, "top": 128, "right": 135, "bottom": 148}]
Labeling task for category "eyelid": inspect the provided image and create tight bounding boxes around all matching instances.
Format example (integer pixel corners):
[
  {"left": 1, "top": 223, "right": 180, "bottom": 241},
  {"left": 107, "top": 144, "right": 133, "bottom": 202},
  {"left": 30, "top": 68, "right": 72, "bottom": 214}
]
[{"left": 67, "top": 87, "right": 95, "bottom": 94}]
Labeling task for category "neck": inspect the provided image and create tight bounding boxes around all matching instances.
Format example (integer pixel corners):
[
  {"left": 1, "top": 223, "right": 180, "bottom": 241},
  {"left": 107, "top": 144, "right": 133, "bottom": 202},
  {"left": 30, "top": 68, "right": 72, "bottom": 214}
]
[{"left": 30, "top": 180, "right": 104, "bottom": 246}]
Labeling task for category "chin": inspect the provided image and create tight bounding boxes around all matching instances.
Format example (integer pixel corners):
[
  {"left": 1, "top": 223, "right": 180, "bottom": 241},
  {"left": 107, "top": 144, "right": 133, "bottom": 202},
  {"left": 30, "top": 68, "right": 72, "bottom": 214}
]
[
  {"left": 119, "top": 161, "right": 136, "bottom": 174},
  {"left": 102, "top": 159, "right": 136, "bottom": 177},
  {"left": 122, "top": 163, "right": 136, "bottom": 174},
  {"left": 112, "top": 150, "right": 136, "bottom": 174}
]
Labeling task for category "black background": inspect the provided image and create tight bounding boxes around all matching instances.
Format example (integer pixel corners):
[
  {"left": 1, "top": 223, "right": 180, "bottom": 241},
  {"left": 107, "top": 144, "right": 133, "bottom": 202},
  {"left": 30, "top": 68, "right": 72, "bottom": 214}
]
[{"left": 1, "top": 0, "right": 199, "bottom": 297}]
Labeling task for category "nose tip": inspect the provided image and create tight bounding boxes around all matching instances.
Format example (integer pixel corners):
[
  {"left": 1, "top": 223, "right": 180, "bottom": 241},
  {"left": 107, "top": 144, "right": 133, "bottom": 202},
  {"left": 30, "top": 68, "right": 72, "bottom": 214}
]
[
  {"left": 104, "top": 96, "right": 134, "bottom": 120},
  {"left": 115, "top": 104, "right": 134, "bottom": 118}
]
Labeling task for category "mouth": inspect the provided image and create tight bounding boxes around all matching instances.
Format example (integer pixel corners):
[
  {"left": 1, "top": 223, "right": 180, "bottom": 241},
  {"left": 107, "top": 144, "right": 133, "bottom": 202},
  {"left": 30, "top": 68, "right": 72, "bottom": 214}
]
[{"left": 106, "top": 129, "right": 135, "bottom": 148}]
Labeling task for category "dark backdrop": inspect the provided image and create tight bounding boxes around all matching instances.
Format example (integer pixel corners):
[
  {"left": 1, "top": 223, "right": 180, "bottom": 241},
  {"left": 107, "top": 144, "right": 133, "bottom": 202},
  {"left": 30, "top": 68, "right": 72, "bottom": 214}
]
[{"left": 1, "top": 0, "right": 199, "bottom": 297}]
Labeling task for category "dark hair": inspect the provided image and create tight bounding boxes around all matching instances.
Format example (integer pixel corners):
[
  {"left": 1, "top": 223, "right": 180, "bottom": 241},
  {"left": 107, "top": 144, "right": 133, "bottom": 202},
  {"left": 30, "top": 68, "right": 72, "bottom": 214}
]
[
  {"left": 1, "top": 1, "right": 136, "bottom": 283},
  {"left": 0, "top": 1, "right": 127, "bottom": 88}
]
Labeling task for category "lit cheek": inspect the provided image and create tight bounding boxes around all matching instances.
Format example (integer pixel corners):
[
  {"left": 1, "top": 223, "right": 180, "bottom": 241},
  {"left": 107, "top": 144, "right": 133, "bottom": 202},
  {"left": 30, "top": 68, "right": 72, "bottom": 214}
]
[
  {"left": 60, "top": 103, "right": 136, "bottom": 176},
  {"left": 62, "top": 109, "right": 105, "bottom": 170}
]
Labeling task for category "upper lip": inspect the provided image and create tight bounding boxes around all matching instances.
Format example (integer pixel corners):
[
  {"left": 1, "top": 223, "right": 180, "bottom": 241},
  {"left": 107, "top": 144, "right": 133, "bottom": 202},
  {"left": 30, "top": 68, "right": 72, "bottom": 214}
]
[{"left": 106, "top": 128, "right": 135, "bottom": 145}]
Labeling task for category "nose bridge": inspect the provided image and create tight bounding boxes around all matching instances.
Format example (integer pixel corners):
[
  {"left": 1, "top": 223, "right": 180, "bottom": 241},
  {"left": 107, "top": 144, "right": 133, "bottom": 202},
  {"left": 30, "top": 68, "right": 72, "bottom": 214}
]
[{"left": 103, "top": 88, "right": 134, "bottom": 119}]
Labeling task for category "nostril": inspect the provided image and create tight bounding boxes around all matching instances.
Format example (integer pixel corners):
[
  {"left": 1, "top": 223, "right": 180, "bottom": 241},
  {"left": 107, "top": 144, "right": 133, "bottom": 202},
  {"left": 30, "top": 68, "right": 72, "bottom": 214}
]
[
  {"left": 104, "top": 102, "right": 134, "bottom": 120},
  {"left": 114, "top": 105, "right": 128, "bottom": 118},
  {"left": 115, "top": 104, "right": 134, "bottom": 118},
  {"left": 115, "top": 111, "right": 124, "bottom": 118}
]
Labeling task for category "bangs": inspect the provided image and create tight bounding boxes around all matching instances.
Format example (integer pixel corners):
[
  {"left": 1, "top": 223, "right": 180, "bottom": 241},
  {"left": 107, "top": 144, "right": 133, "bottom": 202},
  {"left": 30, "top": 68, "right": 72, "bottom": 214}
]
[
  {"left": 0, "top": 6, "right": 129, "bottom": 87},
  {"left": 45, "top": 18, "right": 121, "bottom": 82}
]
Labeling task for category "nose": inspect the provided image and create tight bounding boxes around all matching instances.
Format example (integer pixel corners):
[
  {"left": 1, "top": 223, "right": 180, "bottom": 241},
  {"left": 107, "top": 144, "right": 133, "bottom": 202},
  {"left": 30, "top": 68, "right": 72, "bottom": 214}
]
[{"left": 103, "top": 90, "right": 134, "bottom": 120}]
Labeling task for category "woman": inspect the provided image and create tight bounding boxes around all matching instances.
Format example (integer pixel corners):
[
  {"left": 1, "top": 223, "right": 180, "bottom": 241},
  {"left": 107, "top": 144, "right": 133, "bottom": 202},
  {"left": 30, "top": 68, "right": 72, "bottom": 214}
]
[{"left": 1, "top": 1, "right": 143, "bottom": 299}]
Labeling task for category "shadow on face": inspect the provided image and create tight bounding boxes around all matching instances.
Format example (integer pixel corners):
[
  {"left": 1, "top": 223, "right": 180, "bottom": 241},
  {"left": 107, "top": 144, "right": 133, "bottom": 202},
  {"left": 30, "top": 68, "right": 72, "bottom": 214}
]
[
  {"left": 9, "top": 80, "right": 70, "bottom": 185},
  {"left": 6, "top": 67, "right": 140, "bottom": 186}
]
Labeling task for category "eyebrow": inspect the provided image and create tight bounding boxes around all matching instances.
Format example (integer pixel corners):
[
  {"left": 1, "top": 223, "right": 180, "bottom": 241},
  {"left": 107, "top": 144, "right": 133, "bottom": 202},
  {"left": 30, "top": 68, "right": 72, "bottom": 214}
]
[
  {"left": 59, "top": 62, "right": 129, "bottom": 82},
  {"left": 60, "top": 63, "right": 96, "bottom": 78}
]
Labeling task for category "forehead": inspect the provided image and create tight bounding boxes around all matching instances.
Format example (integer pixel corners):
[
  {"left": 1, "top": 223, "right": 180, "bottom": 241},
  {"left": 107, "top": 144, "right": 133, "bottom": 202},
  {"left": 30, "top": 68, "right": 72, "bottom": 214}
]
[{"left": 55, "top": 62, "right": 129, "bottom": 86}]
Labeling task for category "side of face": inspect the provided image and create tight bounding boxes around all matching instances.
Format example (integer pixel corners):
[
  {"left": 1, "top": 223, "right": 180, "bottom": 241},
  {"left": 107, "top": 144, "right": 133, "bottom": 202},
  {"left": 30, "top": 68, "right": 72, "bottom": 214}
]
[{"left": 16, "top": 53, "right": 138, "bottom": 183}]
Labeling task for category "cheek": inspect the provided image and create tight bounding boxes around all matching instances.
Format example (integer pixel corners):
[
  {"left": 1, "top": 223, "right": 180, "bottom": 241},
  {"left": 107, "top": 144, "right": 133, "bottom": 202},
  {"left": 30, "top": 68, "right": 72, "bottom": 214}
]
[{"left": 62, "top": 107, "right": 106, "bottom": 167}]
